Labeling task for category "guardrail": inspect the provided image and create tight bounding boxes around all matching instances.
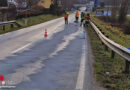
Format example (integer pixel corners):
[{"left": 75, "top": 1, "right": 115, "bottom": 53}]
[
  {"left": 0, "top": 21, "right": 21, "bottom": 30},
  {"left": 89, "top": 21, "right": 130, "bottom": 73}
]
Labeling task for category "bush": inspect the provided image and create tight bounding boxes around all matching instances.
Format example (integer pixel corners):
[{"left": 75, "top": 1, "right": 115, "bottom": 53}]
[
  {"left": 97, "top": 16, "right": 115, "bottom": 22},
  {"left": 123, "top": 21, "right": 130, "bottom": 34},
  {"left": 30, "top": 5, "right": 45, "bottom": 15},
  {"left": 50, "top": 4, "right": 63, "bottom": 16}
]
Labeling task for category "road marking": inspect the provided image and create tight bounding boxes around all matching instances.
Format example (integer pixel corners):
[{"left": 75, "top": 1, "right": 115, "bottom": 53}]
[
  {"left": 12, "top": 43, "right": 31, "bottom": 53},
  {"left": 75, "top": 41, "right": 86, "bottom": 90}
]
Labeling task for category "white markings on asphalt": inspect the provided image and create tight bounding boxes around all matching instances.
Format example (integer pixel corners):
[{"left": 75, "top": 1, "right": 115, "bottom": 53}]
[
  {"left": 50, "top": 30, "right": 80, "bottom": 57},
  {"left": 75, "top": 40, "right": 86, "bottom": 90},
  {"left": 12, "top": 43, "right": 31, "bottom": 53},
  {"left": 6, "top": 60, "right": 44, "bottom": 86}
]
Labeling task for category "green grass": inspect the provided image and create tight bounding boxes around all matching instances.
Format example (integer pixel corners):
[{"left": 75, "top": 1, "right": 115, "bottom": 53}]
[
  {"left": 127, "top": 16, "right": 130, "bottom": 20},
  {"left": 87, "top": 25, "right": 130, "bottom": 90},
  {"left": 128, "top": 8, "right": 130, "bottom": 14},
  {"left": 91, "top": 17, "right": 130, "bottom": 48},
  {"left": 0, "top": 14, "right": 62, "bottom": 34}
]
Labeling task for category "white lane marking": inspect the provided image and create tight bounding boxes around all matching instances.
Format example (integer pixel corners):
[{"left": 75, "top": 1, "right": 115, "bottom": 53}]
[
  {"left": 12, "top": 43, "right": 31, "bottom": 53},
  {"left": 75, "top": 40, "right": 86, "bottom": 90}
]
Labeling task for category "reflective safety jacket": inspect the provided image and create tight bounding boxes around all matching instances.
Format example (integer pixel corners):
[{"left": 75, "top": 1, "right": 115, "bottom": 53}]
[
  {"left": 85, "top": 14, "right": 90, "bottom": 21},
  {"left": 76, "top": 12, "right": 79, "bottom": 17},
  {"left": 81, "top": 13, "right": 85, "bottom": 19},
  {"left": 64, "top": 14, "right": 68, "bottom": 18},
  {"left": 67, "top": 12, "right": 69, "bottom": 15}
]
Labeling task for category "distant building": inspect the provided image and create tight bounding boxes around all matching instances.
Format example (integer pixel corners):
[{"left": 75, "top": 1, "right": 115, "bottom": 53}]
[
  {"left": 78, "top": 0, "right": 87, "bottom": 4},
  {"left": 62, "top": 0, "right": 76, "bottom": 10},
  {"left": 38, "top": 0, "right": 77, "bottom": 10},
  {"left": 7, "top": 0, "right": 28, "bottom": 9},
  {"left": 98, "top": 0, "right": 122, "bottom": 7},
  {"left": 38, "top": 0, "right": 52, "bottom": 8},
  {"left": 8, "top": 0, "right": 18, "bottom": 7}
]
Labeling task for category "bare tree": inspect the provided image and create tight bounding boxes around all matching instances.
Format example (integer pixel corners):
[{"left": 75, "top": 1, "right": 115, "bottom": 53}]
[
  {"left": 62, "top": 0, "right": 75, "bottom": 10},
  {"left": 118, "top": 0, "right": 129, "bottom": 23},
  {"left": 111, "top": 0, "right": 118, "bottom": 21},
  {"left": 19, "top": 0, "right": 39, "bottom": 8},
  {"left": 0, "top": 0, "right": 8, "bottom": 7}
]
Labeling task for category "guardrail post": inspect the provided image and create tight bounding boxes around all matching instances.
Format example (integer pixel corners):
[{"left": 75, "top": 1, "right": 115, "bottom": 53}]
[
  {"left": 125, "top": 60, "right": 130, "bottom": 73},
  {"left": 106, "top": 35, "right": 109, "bottom": 38},
  {"left": 2, "top": 26, "right": 5, "bottom": 31},
  {"left": 101, "top": 42, "right": 104, "bottom": 45},
  {"left": 105, "top": 45, "right": 108, "bottom": 51},
  {"left": 111, "top": 50, "right": 115, "bottom": 59},
  {"left": 10, "top": 24, "right": 14, "bottom": 28},
  {"left": 99, "top": 29, "right": 102, "bottom": 32},
  {"left": 104, "top": 35, "right": 109, "bottom": 51}
]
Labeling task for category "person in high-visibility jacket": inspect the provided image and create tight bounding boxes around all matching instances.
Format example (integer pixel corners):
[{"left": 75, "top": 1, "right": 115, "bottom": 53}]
[
  {"left": 80, "top": 12, "right": 85, "bottom": 26},
  {"left": 64, "top": 11, "right": 69, "bottom": 24},
  {"left": 67, "top": 11, "right": 69, "bottom": 15},
  {"left": 85, "top": 13, "right": 90, "bottom": 26},
  {"left": 75, "top": 11, "right": 79, "bottom": 23}
]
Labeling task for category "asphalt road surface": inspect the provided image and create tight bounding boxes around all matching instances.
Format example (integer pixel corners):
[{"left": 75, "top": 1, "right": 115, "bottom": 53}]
[{"left": 0, "top": 13, "right": 93, "bottom": 90}]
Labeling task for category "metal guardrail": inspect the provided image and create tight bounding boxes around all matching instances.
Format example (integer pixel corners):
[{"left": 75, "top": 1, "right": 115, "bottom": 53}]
[
  {"left": 90, "top": 21, "right": 130, "bottom": 73},
  {"left": 0, "top": 21, "right": 15, "bottom": 26},
  {"left": 0, "top": 20, "right": 21, "bottom": 30}
]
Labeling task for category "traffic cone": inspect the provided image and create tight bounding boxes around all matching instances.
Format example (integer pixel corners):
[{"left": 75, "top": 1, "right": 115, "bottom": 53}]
[
  {"left": 0, "top": 75, "right": 6, "bottom": 86},
  {"left": 44, "top": 29, "right": 48, "bottom": 38}
]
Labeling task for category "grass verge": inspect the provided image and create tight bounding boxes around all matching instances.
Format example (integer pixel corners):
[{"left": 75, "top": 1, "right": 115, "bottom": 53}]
[
  {"left": 127, "top": 16, "right": 130, "bottom": 20},
  {"left": 128, "top": 8, "right": 130, "bottom": 14},
  {"left": 0, "top": 14, "right": 62, "bottom": 35},
  {"left": 87, "top": 25, "right": 130, "bottom": 90},
  {"left": 91, "top": 17, "right": 130, "bottom": 47}
]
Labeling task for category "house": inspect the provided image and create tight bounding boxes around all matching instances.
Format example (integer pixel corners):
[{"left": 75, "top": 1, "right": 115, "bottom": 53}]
[
  {"left": 7, "top": 0, "right": 19, "bottom": 7},
  {"left": 98, "top": 0, "right": 122, "bottom": 7},
  {"left": 7, "top": 0, "right": 37, "bottom": 9},
  {"left": 60, "top": 0, "right": 75, "bottom": 10},
  {"left": 38, "top": 0, "right": 52, "bottom": 8}
]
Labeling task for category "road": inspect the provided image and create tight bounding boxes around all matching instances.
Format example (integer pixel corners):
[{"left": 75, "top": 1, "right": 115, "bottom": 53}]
[{"left": 0, "top": 13, "right": 93, "bottom": 90}]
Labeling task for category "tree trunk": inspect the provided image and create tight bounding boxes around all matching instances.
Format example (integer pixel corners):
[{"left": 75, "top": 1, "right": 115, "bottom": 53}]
[
  {"left": 111, "top": 0, "right": 118, "bottom": 22},
  {"left": 118, "top": 0, "right": 129, "bottom": 23}
]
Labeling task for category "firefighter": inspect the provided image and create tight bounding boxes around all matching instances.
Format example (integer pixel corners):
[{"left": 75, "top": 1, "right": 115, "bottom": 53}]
[
  {"left": 64, "top": 11, "right": 69, "bottom": 24},
  {"left": 85, "top": 13, "right": 90, "bottom": 26},
  {"left": 80, "top": 12, "right": 85, "bottom": 26},
  {"left": 75, "top": 11, "right": 79, "bottom": 23}
]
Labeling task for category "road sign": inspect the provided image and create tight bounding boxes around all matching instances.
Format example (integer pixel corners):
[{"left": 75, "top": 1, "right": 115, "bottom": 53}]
[
  {"left": 96, "top": 10, "right": 112, "bottom": 16},
  {"left": 94, "top": 0, "right": 98, "bottom": 7}
]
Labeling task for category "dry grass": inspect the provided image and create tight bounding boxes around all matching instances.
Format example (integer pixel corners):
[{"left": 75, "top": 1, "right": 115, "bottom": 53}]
[
  {"left": 91, "top": 16, "right": 130, "bottom": 48},
  {"left": 0, "top": 14, "right": 61, "bottom": 35},
  {"left": 87, "top": 25, "right": 130, "bottom": 90}
]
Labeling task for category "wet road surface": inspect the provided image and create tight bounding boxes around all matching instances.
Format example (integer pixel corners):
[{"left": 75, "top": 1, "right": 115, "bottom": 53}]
[{"left": 0, "top": 13, "right": 93, "bottom": 90}]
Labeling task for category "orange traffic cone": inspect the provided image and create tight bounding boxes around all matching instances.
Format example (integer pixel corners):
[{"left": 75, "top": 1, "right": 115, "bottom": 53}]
[{"left": 44, "top": 29, "right": 48, "bottom": 38}]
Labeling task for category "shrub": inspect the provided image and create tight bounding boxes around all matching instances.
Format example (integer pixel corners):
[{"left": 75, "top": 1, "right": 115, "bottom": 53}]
[
  {"left": 123, "top": 21, "right": 130, "bottom": 34},
  {"left": 30, "top": 5, "right": 44, "bottom": 15}
]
